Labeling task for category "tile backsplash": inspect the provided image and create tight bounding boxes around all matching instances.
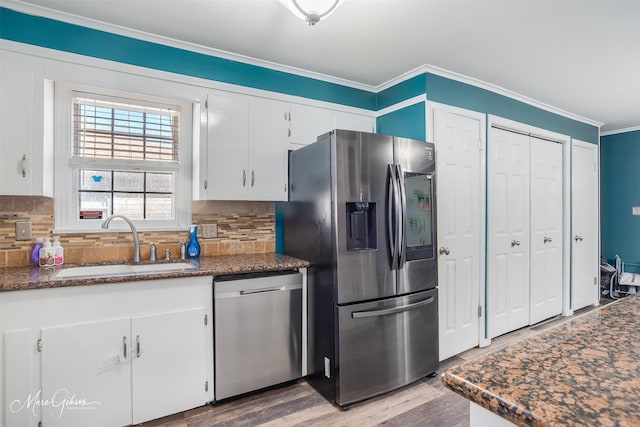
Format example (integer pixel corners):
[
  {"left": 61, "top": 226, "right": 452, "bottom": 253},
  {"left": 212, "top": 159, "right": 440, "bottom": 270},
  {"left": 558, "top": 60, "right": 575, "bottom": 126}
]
[{"left": 0, "top": 196, "right": 275, "bottom": 267}]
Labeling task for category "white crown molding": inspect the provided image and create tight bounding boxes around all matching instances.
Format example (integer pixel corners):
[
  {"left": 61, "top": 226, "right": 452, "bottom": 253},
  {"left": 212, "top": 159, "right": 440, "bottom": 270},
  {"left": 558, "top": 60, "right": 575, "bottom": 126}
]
[
  {"left": 1, "top": 0, "right": 604, "bottom": 128},
  {"left": 600, "top": 126, "right": 640, "bottom": 137},
  {"left": 377, "top": 64, "right": 603, "bottom": 128},
  {"left": 0, "top": 0, "right": 375, "bottom": 92},
  {"left": 375, "top": 95, "right": 426, "bottom": 118}
]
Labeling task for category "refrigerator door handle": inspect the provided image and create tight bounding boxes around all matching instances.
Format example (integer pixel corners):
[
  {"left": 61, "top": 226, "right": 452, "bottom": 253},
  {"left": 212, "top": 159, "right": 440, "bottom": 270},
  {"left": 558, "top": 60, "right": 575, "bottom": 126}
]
[
  {"left": 388, "top": 164, "right": 399, "bottom": 270},
  {"left": 395, "top": 164, "right": 407, "bottom": 268},
  {"left": 351, "top": 296, "right": 435, "bottom": 319}
]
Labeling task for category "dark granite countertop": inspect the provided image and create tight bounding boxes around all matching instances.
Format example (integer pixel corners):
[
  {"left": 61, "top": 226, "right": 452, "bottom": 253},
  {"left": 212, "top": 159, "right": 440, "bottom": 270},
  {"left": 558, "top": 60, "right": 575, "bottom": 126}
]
[
  {"left": 0, "top": 253, "right": 309, "bottom": 292},
  {"left": 442, "top": 296, "right": 640, "bottom": 427}
]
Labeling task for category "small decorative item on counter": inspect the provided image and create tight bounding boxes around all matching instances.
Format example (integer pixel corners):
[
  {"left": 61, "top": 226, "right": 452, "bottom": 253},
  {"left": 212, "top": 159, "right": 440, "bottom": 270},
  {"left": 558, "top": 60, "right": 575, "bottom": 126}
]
[
  {"left": 31, "top": 237, "right": 44, "bottom": 266},
  {"left": 187, "top": 225, "right": 201, "bottom": 258},
  {"left": 38, "top": 237, "right": 55, "bottom": 267},
  {"left": 52, "top": 236, "right": 64, "bottom": 266}
]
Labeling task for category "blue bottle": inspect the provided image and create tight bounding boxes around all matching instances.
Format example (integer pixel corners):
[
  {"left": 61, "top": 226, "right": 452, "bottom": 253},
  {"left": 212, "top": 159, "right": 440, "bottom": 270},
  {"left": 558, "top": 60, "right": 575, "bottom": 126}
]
[{"left": 187, "top": 225, "right": 201, "bottom": 258}]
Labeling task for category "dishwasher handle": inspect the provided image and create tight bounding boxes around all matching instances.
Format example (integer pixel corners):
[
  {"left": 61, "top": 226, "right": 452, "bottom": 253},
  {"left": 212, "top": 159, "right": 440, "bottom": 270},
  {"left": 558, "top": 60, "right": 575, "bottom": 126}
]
[
  {"left": 240, "top": 287, "right": 283, "bottom": 295},
  {"left": 351, "top": 296, "right": 434, "bottom": 319}
]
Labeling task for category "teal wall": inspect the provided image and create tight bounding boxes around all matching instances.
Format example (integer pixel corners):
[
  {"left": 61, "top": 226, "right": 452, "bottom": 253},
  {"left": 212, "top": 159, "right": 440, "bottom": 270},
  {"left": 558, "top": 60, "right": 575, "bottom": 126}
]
[
  {"left": 377, "top": 103, "right": 426, "bottom": 141},
  {"left": 601, "top": 130, "right": 640, "bottom": 266},
  {"left": 425, "top": 73, "right": 599, "bottom": 144},
  {"left": 0, "top": 7, "right": 376, "bottom": 110}
]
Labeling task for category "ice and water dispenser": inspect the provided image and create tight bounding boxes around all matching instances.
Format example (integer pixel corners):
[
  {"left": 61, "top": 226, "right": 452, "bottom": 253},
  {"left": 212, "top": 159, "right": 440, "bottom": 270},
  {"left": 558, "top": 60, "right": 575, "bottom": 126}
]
[{"left": 346, "top": 202, "right": 377, "bottom": 251}]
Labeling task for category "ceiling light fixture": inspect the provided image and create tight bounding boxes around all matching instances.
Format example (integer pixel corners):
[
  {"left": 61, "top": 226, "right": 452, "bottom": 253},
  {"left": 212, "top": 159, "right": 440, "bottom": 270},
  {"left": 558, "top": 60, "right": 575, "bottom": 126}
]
[{"left": 278, "top": 0, "right": 345, "bottom": 26}]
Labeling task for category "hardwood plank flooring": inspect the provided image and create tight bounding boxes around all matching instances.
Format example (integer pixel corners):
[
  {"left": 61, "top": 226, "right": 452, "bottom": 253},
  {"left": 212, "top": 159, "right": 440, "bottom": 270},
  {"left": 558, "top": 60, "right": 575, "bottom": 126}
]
[{"left": 141, "top": 299, "right": 612, "bottom": 427}]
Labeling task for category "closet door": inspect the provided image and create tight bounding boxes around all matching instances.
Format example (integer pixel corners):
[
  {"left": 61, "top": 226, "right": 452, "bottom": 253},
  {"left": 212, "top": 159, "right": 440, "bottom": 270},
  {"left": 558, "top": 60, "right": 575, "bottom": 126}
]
[
  {"left": 433, "top": 106, "right": 484, "bottom": 361},
  {"left": 488, "top": 127, "right": 530, "bottom": 339},
  {"left": 529, "top": 138, "right": 563, "bottom": 324},
  {"left": 572, "top": 140, "right": 599, "bottom": 310}
]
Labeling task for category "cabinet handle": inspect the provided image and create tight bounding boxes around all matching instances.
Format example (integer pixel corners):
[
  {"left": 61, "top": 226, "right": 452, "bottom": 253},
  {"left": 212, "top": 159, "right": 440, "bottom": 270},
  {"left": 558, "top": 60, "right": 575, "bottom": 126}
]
[
  {"left": 251, "top": 170, "right": 255, "bottom": 187},
  {"left": 123, "top": 336, "right": 127, "bottom": 359},
  {"left": 544, "top": 236, "right": 552, "bottom": 243},
  {"left": 21, "top": 154, "right": 26, "bottom": 178},
  {"left": 203, "top": 179, "right": 208, "bottom": 190},
  {"left": 242, "top": 169, "right": 246, "bottom": 187},
  {"left": 511, "top": 240, "right": 521, "bottom": 247},
  {"left": 136, "top": 335, "right": 140, "bottom": 358}
]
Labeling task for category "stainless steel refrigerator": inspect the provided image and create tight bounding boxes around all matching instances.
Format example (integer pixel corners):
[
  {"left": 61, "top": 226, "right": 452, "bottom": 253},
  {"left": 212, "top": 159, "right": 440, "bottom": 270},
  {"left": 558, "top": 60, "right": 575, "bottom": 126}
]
[{"left": 284, "top": 129, "right": 438, "bottom": 407}]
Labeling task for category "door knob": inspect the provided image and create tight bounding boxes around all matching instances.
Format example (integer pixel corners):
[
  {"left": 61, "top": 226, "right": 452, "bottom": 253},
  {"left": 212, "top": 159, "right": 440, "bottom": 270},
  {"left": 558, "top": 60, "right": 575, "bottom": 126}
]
[
  {"left": 511, "top": 240, "right": 521, "bottom": 247},
  {"left": 574, "top": 235, "right": 583, "bottom": 242},
  {"left": 439, "top": 247, "right": 450, "bottom": 256},
  {"left": 544, "top": 236, "right": 552, "bottom": 243}
]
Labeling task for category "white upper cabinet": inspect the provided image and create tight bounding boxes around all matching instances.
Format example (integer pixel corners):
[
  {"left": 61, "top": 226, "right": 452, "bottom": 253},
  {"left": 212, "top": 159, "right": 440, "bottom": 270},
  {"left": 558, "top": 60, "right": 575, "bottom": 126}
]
[
  {"left": 287, "top": 103, "right": 375, "bottom": 150},
  {"left": 196, "top": 91, "right": 375, "bottom": 201},
  {"left": 0, "top": 50, "right": 52, "bottom": 196},
  {"left": 199, "top": 92, "right": 288, "bottom": 201}
]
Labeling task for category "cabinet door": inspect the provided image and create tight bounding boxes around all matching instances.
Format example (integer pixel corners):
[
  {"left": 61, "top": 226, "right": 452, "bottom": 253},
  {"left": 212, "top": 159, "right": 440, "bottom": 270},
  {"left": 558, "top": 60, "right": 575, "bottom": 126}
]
[
  {"left": 131, "top": 307, "right": 207, "bottom": 424},
  {"left": 41, "top": 318, "right": 132, "bottom": 427},
  {"left": 0, "top": 51, "right": 38, "bottom": 195},
  {"left": 289, "top": 103, "right": 334, "bottom": 147},
  {"left": 206, "top": 93, "right": 249, "bottom": 199},
  {"left": 334, "top": 111, "right": 375, "bottom": 133},
  {"left": 248, "top": 98, "right": 288, "bottom": 201}
]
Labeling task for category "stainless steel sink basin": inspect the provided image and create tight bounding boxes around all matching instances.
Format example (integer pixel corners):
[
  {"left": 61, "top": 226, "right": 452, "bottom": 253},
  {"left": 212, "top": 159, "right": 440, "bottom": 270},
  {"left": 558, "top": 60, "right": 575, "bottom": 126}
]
[{"left": 52, "top": 262, "right": 195, "bottom": 279}]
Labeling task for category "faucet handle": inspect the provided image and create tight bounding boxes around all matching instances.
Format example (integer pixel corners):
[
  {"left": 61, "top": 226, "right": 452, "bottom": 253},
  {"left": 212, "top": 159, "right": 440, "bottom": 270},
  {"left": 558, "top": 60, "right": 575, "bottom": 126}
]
[{"left": 149, "top": 243, "right": 157, "bottom": 262}]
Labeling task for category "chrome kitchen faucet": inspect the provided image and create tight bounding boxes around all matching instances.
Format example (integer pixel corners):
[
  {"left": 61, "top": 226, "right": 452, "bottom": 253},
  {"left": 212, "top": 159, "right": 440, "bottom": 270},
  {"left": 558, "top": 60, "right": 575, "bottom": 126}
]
[{"left": 101, "top": 214, "right": 141, "bottom": 263}]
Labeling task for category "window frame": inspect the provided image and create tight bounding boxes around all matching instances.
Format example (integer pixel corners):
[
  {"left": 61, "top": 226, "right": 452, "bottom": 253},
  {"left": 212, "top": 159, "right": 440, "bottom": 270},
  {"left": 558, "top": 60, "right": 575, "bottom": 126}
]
[{"left": 54, "top": 82, "right": 193, "bottom": 232}]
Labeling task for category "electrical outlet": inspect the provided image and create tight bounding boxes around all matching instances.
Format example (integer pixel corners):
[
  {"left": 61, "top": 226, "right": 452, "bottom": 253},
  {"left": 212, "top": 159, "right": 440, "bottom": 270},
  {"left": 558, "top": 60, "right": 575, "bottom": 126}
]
[
  {"left": 201, "top": 223, "right": 218, "bottom": 239},
  {"left": 15, "top": 221, "right": 32, "bottom": 241}
]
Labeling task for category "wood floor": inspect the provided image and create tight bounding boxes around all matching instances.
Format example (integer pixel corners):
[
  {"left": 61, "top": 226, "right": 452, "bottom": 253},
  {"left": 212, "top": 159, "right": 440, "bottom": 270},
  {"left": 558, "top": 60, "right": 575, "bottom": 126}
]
[{"left": 141, "top": 300, "right": 611, "bottom": 427}]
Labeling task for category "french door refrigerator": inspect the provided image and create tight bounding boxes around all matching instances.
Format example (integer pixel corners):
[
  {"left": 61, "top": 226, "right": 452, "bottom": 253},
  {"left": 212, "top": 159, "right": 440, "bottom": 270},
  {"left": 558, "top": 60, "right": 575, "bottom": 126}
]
[{"left": 284, "top": 129, "right": 438, "bottom": 407}]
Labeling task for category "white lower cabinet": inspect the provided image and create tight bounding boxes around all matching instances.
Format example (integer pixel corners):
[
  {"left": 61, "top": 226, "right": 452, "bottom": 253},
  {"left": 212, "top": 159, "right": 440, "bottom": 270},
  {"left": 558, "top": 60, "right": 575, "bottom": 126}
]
[{"left": 1, "top": 277, "right": 214, "bottom": 427}]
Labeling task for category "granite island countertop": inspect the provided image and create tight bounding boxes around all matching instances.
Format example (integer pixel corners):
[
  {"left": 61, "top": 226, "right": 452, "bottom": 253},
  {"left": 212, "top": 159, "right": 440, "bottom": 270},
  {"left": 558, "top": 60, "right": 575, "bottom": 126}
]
[
  {"left": 442, "top": 296, "right": 640, "bottom": 427},
  {"left": 0, "top": 253, "right": 309, "bottom": 292}
]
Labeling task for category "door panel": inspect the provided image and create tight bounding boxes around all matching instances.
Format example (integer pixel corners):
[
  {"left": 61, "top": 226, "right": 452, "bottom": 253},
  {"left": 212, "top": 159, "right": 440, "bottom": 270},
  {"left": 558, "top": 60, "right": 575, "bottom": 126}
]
[
  {"left": 488, "top": 127, "right": 530, "bottom": 338},
  {"left": 433, "top": 108, "right": 483, "bottom": 360},
  {"left": 132, "top": 308, "right": 206, "bottom": 424},
  {"left": 530, "top": 138, "right": 563, "bottom": 324},
  {"left": 572, "top": 141, "right": 598, "bottom": 310},
  {"left": 334, "top": 130, "right": 395, "bottom": 303},
  {"left": 336, "top": 288, "right": 438, "bottom": 406},
  {"left": 41, "top": 318, "right": 132, "bottom": 427}
]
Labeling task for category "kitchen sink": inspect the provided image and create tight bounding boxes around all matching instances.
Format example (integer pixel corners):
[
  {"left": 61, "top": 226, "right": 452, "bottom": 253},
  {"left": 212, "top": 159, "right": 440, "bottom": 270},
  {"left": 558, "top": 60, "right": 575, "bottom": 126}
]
[{"left": 52, "top": 262, "right": 195, "bottom": 279}]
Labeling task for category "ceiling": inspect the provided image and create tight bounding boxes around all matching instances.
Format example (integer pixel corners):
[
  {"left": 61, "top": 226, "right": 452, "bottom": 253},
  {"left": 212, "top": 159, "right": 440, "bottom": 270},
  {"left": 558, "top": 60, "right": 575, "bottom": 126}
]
[{"left": 8, "top": 0, "right": 640, "bottom": 133}]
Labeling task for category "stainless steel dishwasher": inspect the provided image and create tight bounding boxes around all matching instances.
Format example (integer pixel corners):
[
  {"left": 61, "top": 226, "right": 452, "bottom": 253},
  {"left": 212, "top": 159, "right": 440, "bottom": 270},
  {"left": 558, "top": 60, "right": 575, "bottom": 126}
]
[{"left": 214, "top": 270, "right": 302, "bottom": 400}]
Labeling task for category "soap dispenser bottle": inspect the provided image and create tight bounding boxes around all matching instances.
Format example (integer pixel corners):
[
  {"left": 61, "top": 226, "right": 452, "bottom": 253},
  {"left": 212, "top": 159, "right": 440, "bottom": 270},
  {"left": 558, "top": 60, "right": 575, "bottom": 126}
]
[
  {"left": 187, "top": 225, "right": 200, "bottom": 258},
  {"left": 52, "top": 236, "right": 64, "bottom": 266},
  {"left": 31, "top": 237, "right": 44, "bottom": 266},
  {"left": 39, "top": 237, "right": 55, "bottom": 267}
]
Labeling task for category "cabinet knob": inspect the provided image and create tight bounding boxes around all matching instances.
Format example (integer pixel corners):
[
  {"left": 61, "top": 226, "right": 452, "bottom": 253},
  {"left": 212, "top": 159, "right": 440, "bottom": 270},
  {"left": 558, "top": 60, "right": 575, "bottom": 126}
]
[
  {"left": 511, "top": 240, "right": 521, "bottom": 247},
  {"left": 438, "top": 247, "right": 450, "bottom": 256},
  {"left": 574, "top": 235, "right": 583, "bottom": 242},
  {"left": 544, "top": 236, "right": 552, "bottom": 243}
]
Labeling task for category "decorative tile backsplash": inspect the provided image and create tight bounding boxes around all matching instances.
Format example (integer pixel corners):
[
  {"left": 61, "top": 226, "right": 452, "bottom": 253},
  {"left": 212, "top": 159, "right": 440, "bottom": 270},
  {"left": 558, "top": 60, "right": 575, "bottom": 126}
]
[{"left": 0, "top": 196, "right": 275, "bottom": 267}]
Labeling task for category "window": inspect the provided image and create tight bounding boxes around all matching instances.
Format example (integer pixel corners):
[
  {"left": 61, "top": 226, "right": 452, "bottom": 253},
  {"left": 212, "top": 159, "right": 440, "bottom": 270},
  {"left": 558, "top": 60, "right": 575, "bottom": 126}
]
[{"left": 54, "top": 83, "right": 193, "bottom": 231}]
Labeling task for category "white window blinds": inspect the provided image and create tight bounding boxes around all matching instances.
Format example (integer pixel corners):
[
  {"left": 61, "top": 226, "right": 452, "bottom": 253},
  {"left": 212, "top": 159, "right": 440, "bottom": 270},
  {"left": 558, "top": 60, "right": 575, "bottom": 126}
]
[{"left": 72, "top": 92, "right": 179, "bottom": 162}]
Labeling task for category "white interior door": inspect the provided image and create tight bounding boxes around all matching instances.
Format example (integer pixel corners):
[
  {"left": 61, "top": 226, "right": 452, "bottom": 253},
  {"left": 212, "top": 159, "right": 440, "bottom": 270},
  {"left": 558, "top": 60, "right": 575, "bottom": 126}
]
[
  {"left": 529, "top": 138, "right": 563, "bottom": 324},
  {"left": 572, "top": 140, "right": 599, "bottom": 310},
  {"left": 488, "top": 127, "right": 530, "bottom": 339},
  {"left": 433, "top": 106, "right": 484, "bottom": 360}
]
